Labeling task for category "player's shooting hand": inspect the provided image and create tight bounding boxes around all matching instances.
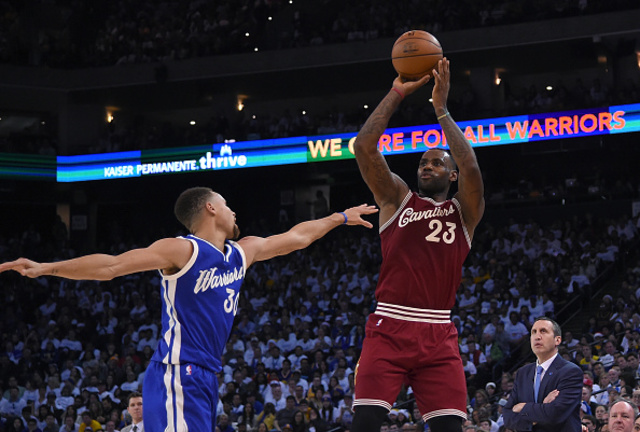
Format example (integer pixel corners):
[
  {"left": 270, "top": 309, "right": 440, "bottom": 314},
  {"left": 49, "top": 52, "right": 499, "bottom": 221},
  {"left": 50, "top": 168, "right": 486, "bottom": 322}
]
[
  {"left": 392, "top": 74, "right": 431, "bottom": 98},
  {"left": 543, "top": 389, "right": 559, "bottom": 403},
  {"left": 431, "top": 57, "right": 450, "bottom": 113},
  {"left": 342, "top": 204, "right": 379, "bottom": 229},
  {"left": 0, "top": 258, "right": 45, "bottom": 278}
]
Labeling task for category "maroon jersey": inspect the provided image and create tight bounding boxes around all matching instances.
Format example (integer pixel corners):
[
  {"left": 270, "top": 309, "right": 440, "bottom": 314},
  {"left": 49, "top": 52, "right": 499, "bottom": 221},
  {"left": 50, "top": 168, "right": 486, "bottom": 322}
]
[{"left": 376, "top": 191, "right": 471, "bottom": 310}]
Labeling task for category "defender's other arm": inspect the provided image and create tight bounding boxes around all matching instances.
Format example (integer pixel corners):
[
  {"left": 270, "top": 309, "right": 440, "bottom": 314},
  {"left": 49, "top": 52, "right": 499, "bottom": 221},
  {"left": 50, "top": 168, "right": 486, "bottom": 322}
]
[
  {"left": 0, "top": 237, "right": 192, "bottom": 280},
  {"left": 239, "top": 204, "right": 378, "bottom": 266}
]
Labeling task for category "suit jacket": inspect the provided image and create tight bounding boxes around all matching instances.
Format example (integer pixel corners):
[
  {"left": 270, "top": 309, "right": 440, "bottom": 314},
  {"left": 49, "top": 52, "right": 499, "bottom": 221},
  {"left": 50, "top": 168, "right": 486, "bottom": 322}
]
[{"left": 503, "top": 355, "right": 582, "bottom": 432}]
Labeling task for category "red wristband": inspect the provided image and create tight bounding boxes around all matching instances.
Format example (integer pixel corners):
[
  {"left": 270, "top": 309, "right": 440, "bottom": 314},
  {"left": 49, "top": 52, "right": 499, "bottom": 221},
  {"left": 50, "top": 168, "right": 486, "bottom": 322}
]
[{"left": 391, "top": 87, "right": 404, "bottom": 99}]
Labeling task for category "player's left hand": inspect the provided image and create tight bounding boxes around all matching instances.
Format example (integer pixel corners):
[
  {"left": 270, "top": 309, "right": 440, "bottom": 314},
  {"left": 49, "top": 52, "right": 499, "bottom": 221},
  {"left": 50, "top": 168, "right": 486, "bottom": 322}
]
[
  {"left": 342, "top": 204, "right": 379, "bottom": 229},
  {"left": 431, "top": 57, "right": 450, "bottom": 112}
]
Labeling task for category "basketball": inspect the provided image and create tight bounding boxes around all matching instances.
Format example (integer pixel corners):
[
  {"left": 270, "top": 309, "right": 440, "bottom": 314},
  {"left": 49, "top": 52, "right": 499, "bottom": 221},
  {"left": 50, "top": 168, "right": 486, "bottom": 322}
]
[{"left": 391, "top": 30, "right": 443, "bottom": 81}]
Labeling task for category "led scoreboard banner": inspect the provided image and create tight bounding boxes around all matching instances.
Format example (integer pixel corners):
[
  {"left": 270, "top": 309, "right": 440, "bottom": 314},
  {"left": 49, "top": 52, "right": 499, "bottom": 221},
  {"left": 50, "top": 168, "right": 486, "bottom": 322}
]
[{"left": 1, "top": 103, "right": 639, "bottom": 182}]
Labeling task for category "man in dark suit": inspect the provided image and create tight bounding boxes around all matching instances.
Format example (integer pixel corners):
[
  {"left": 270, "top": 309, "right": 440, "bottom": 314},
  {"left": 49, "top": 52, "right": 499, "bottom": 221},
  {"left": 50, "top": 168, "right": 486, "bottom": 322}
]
[{"left": 503, "top": 317, "right": 583, "bottom": 432}]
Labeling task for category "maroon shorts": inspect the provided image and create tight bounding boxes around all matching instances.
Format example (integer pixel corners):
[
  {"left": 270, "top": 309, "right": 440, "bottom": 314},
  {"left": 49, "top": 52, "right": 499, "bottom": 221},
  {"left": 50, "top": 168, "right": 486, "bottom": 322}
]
[{"left": 353, "top": 308, "right": 467, "bottom": 422}]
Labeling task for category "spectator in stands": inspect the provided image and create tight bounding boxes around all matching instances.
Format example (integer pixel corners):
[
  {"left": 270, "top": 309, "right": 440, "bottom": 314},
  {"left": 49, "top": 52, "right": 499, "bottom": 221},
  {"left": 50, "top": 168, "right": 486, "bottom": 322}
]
[
  {"left": 238, "top": 402, "right": 258, "bottom": 431},
  {"left": 42, "top": 413, "right": 59, "bottom": 432},
  {"left": 120, "top": 392, "right": 142, "bottom": 432},
  {"left": 217, "top": 413, "right": 234, "bottom": 432},
  {"left": 61, "top": 413, "right": 78, "bottom": 432},
  {"left": 78, "top": 412, "right": 101, "bottom": 432},
  {"left": 255, "top": 403, "right": 277, "bottom": 431},
  {"left": 1, "top": 386, "right": 27, "bottom": 419},
  {"left": 594, "top": 404, "right": 608, "bottom": 430}
]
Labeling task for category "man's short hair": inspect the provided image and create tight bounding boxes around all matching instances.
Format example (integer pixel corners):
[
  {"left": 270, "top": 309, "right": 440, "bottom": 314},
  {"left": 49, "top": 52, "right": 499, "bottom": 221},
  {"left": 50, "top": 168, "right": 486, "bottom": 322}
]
[
  {"left": 128, "top": 391, "right": 142, "bottom": 406},
  {"left": 610, "top": 398, "right": 639, "bottom": 418},
  {"left": 533, "top": 317, "right": 562, "bottom": 337},
  {"left": 174, "top": 187, "right": 214, "bottom": 232}
]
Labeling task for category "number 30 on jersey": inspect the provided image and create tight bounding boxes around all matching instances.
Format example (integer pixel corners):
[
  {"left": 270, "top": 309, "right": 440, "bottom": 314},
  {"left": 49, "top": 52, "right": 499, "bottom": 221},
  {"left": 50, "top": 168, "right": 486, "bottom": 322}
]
[{"left": 224, "top": 288, "right": 240, "bottom": 315}]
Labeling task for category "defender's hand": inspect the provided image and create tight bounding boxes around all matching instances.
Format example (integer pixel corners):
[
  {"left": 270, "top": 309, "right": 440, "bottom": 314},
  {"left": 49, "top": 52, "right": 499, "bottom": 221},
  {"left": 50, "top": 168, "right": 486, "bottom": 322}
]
[
  {"left": 342, "top": 204, "right": 379, "bottom": 229},
  {"left": 0, "top": 258, "right": 46, "bottom": 278}
]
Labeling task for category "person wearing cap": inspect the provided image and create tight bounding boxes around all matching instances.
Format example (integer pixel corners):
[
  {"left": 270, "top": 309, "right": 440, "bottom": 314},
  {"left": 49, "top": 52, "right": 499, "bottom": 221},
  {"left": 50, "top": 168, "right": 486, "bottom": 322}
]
[
  {"left": 264, "top": 381, "right": 287, "bottom": 411},
  {"left": 582, "top": 384, "right": 597, "bottom": 416},
  {"left": 503, "top": 317, "right": 583, "bottom": 431},
  {"left": 319, "top": 395, "right": 339, "bottom": 426}
]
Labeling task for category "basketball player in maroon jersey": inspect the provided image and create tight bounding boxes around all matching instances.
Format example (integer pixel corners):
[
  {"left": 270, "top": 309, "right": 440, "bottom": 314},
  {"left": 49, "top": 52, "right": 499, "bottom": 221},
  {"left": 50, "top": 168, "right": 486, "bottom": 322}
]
[{"left": 351, "top": 58, "right": 485, "bottom": 432}]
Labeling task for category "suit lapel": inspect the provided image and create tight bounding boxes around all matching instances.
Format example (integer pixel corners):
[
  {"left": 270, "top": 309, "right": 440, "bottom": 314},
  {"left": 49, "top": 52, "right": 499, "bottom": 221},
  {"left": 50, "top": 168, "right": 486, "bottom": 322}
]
[{"left": 526, "top": 363, "right": 537, "bottom": 402}]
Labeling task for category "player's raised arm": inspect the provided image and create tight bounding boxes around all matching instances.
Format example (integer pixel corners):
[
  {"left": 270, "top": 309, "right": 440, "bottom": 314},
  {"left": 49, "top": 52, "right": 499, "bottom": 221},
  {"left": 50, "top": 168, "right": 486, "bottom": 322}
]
[
  {"left": 353, "top": 76, "right": 430, "bottom": 221},
  {"left": 0, "top": 237, "right": 193, "bottom": 280},
  {"left": 432, "top": 58, "right": 485, "bottom": 236},
  {"left": 238, "top": 204, "right": 378, "bottom": 266}
]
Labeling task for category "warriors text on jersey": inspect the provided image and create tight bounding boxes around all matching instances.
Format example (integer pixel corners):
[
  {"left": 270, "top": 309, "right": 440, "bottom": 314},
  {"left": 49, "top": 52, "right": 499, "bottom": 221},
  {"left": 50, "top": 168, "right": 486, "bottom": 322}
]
[
  {"left": 376, "top": 191, "right": 471, "bottom": 310},
  {"left": 152, "top": 235, "right": 246, "bottom": 372}
]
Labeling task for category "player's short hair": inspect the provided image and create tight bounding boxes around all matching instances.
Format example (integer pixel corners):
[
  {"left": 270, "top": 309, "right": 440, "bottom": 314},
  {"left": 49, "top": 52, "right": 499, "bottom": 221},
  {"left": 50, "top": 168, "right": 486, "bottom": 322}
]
[
  {"left": 174, "top": 187, "right": 214, "bottom": 233},
  {"left": 533, "top": 317, "right": 562, "bottom": 338}
]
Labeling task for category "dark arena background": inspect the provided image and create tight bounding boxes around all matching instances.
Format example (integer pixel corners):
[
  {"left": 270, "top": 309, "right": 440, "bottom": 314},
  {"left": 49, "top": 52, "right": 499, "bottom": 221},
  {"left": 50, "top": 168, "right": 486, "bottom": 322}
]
[{"left": 0, "top": 2, "right": 639, "bottom": 432}]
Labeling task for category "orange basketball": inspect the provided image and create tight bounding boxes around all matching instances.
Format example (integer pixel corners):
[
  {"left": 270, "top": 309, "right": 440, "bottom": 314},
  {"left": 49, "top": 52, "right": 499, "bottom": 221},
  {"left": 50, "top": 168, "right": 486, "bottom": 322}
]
[{"left": 391, "top": 30, "right": 443, "bottom": 80}]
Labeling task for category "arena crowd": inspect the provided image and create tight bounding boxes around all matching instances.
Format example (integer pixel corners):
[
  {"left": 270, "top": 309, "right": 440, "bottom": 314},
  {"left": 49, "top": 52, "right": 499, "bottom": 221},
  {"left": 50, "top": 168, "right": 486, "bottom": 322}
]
[{"left": 0, "top": 191, "right": 639, "bottom": 432}]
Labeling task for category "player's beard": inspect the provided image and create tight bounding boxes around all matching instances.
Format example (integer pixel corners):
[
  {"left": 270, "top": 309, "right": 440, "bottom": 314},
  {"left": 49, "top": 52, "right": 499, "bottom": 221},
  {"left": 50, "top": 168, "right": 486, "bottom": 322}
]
[{"left": 418, "top": 177, "right": 448, "bottom": 198}]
